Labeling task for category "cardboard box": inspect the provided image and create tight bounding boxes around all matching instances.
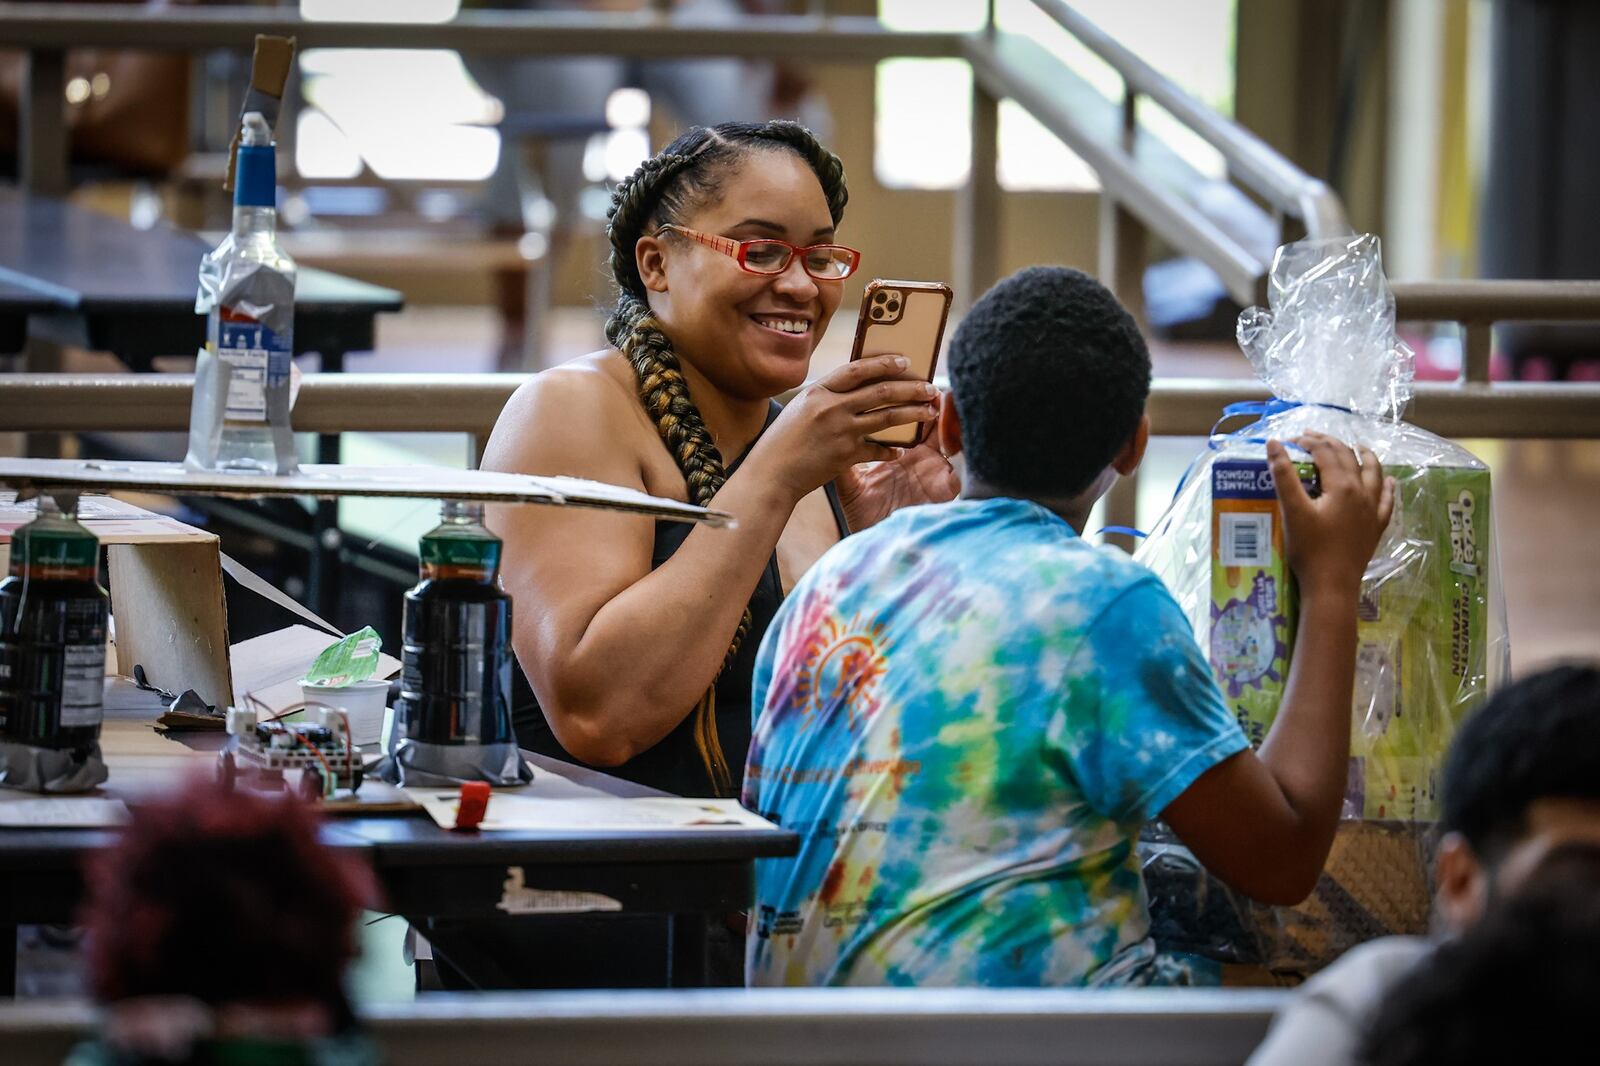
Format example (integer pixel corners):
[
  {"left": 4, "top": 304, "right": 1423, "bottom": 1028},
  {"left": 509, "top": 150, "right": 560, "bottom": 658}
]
[
  {"left": 2, "top": 493, "right": 231, "bottom": 710},
  {"left": 1208, "top": 460, "right": 1303, "bottom": 750},
  {"left": 1207, "top": 460, "right": 1491, "bottom": 821},
  {"left": 1347, "top": 464, "right": 1490, "bottom": 820}
]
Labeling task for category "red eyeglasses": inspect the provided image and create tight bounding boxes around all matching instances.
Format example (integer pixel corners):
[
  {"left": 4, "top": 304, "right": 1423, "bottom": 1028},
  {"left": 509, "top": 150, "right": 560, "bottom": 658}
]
[{"left": 654, "top": 224, "right": 861, "bottom": 280}]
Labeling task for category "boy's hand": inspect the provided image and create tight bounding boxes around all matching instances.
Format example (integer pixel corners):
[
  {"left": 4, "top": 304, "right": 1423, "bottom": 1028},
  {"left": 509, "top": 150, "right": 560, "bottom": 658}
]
[{"left": 1269, "top": 432, "right": 1395, "bottom": 599}]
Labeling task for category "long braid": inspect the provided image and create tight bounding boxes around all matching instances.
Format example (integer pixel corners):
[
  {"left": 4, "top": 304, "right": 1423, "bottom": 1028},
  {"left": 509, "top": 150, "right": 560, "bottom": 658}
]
[{"left": 605, "top": 122, "right": 848, "bottom": 795}]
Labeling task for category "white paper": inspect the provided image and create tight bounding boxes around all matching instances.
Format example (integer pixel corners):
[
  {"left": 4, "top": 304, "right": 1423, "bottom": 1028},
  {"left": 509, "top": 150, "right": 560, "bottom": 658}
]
[
  {"left": 0, "top": 797, "right": 130, "bottom": 827},
  {"left": 496, "top": 869, "right": 623, "bottom": 915},
  {"left": 411, "top": 791, "right": 777, "bottom": 832},
  {"left": 0, "top": 491, "right": 205, "bottom": 543},
  {"left": 1, "top": 492, "right": 153, "bottom": 522}
]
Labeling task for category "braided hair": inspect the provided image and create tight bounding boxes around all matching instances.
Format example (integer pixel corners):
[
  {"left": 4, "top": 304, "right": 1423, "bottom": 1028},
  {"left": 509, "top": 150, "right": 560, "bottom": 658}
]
[{"left": 605, "top": 121, "right": 848, "bottom": 796}]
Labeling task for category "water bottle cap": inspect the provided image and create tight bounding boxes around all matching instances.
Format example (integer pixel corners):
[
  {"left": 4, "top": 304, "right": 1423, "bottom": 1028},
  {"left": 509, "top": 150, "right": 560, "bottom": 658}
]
[{"left": 235, "top": 112, "right": 277, "bottom": 208}]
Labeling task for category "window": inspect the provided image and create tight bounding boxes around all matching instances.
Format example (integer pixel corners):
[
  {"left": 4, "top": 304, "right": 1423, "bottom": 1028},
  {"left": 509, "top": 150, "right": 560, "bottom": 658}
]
[
  {"left": 296, "top": 1, "right": 501, "bottom": 182},
  {"left": 876, "top": 0, "right": 1237, "bottom": 192}
]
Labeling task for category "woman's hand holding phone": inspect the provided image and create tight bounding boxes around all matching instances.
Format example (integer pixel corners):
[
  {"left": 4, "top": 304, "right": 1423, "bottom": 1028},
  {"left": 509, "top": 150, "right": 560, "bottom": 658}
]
[
  {"left": 835, "top": 393, "right": 962, "bottom": 531},
  {"left": 750, "top": 354, "right": 941, "bottom": 507},
  {"left": 833, "top": 279, "right": 961, "bottom": 527},
  {"left": 747, "top": 279, "right": 961, "bottom": 528}
]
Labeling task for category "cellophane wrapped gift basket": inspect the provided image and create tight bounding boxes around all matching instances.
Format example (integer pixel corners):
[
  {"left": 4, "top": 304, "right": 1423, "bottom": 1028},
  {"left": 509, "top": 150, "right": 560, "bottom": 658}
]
[{"left": 1134, "top": 234, "right": 1508, "bottom": 979}]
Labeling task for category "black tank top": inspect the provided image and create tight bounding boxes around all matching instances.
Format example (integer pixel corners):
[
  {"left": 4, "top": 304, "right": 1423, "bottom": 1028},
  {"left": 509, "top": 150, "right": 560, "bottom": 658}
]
[{"left": 512, "top": 402, "right": 851, "bottom": 797}]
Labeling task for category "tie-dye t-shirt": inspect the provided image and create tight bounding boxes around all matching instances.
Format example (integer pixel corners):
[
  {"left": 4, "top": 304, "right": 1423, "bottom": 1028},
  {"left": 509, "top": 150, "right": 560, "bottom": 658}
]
[{"left": 744, "top": 497, "right": 1248, "bottom": 987}]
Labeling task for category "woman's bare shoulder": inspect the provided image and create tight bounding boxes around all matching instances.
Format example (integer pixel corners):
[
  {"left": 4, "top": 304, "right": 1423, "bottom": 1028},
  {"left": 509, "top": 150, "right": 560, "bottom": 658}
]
[{"left": 480, "top": 350, "right": 653, "bottom": 479}]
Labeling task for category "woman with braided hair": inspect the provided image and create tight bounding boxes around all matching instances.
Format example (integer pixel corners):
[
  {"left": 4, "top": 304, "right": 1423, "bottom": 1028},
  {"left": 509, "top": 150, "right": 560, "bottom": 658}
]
[{"left": 481, "top": 121, "right": 960, "bottom": 803}]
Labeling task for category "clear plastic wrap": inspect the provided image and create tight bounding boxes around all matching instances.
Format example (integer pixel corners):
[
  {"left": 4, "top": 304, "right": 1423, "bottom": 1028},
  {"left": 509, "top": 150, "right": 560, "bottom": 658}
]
[{"left": 1134, "top": 234, "right": 1509, "bottom": 977}]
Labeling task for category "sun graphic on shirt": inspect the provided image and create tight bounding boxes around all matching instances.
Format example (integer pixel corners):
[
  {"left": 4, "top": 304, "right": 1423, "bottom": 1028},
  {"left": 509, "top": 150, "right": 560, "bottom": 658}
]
[{"left": 789, "top": 613, "right": 893, "bottom": 733}]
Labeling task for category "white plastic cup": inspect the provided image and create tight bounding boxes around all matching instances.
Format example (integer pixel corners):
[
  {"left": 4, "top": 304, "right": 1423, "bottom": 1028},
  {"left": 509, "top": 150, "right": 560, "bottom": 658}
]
[{"left": 298, "top": 677, "right": 391, "bottom": 747}]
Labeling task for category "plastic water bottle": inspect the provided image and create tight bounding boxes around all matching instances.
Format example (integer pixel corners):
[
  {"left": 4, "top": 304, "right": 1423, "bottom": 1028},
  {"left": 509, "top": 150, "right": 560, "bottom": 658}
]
[
  {"left": 190, "top": 111, "right": 297, "bottom": 473},
  {"left": 392, "top": 502, "right": 516, "bottom": 747},
  {"left": 0, "top": 497, "right": 109, "bottom": 752}
]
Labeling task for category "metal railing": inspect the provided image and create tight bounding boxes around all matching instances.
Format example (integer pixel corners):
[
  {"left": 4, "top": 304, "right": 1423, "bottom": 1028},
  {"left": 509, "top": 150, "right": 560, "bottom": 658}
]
[
  {"left": 2, "top": 2, "right": 1597, "bottom": 516},
  {"left": 6, "top": 355, "right": 1598, "bottom": 455},
  {"left": 1, "top": 987, "right": 1285, "bottom": 1066},
  {"left": 2, "top": 0, "right": 1337, "bottom": 308},
  {"left": 958, "top": 0, "right": 1346, "bottom": 311}
]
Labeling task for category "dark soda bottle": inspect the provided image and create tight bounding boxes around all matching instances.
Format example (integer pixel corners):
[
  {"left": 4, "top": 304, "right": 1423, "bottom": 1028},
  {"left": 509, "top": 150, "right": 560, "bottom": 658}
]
[
  {"left": 0, "top": 496, "right": 109, "bottom": 753},
  {"left": 392, "top": 501, "right": 515, "bottom": 747}
]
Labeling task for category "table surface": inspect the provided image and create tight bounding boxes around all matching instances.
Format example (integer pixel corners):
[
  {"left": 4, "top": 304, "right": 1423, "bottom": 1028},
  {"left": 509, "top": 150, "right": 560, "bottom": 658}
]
[
  {"left": 0, "top": 187, "right": 404, "bottom": 315},
  {"left": 0, "top": 277, "right": 56, "bottom": 312},
  {"left": 0, "top": 700, "right": 797, "bottom": 874},
  {"left": 0, "top": 693, "right": 792, "bottom": 991}
]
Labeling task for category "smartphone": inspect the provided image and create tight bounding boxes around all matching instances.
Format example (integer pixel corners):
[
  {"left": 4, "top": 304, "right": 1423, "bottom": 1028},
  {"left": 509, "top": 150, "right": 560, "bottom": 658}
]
[{"left": 848, "top": 279, "right": 954, "bottom": 447}]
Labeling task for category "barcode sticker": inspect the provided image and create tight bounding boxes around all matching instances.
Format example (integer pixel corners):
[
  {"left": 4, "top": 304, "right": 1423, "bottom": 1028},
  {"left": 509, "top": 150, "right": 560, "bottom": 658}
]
[
  {"left": 221, "top": 348, "right": 269, "bottom": 421},
  {"left": 1220, "top": 513, "right": 1273, "bottom": 566},
  {"left": 60, "top": 643, "right": 106, "bottom": 726}
]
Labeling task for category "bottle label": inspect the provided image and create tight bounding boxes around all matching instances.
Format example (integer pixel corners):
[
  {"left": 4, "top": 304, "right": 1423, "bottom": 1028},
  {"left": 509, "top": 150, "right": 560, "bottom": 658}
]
[
  {"left": 420, "top": 535, "right": 502, "bottom": 572},
  {"left": 15, "top": 527, "right": 99, "bottom": 576},
  {"left": 60, "top": 642, "right": 105, "bottom": 726},
  {"left": 218, "top": 313, "right": 290, "bottom": 423}
]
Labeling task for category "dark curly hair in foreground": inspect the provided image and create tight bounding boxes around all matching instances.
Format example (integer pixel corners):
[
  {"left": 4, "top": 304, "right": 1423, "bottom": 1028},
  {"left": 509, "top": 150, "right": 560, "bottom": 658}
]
[
  {"left": 82, "top": 776, "right": 378, "bottom": 1011},
  {"left": 1439, "top": 663, "right": 1600, "bottom": 864},
  {"left": 1356, "top": 843, "right": 1600, "bottom": 1066}
]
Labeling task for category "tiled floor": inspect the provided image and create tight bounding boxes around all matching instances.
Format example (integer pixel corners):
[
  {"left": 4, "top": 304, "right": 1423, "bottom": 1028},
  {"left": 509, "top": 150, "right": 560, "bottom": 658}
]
[{"left": 366, "top": 305, "right": 1597, "bottom": 676}]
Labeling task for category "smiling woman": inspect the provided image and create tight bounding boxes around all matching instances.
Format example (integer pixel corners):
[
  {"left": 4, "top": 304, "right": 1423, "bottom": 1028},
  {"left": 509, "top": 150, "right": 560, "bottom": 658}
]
[{"left": 479, "top": 121, "right": 962, "bottom": 800}]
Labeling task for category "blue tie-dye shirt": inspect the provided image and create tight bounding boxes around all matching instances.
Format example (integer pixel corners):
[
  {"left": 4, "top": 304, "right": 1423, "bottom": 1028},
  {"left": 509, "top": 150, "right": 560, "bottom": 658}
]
[{"left": 744, "top": 497, "right": 1248, "bottom": 987}]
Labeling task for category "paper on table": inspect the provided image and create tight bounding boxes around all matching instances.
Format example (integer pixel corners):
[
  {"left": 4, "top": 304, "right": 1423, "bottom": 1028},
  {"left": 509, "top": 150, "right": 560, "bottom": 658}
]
[
  {"left": 411, "top": 792, "right": 777, "bottom": 832},
  {"left": 0, "top": 797, "right": 130, "bottom": 828}
]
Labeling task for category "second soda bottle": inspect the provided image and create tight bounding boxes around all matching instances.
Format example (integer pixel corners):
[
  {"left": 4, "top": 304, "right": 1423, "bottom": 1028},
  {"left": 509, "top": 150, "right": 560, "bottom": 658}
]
[{"left": 392, "top": 501, "right": 516, "bottom": 748}]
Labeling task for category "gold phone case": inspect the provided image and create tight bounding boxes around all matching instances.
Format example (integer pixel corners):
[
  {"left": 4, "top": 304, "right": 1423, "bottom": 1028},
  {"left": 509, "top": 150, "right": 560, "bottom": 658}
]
[{"left": 848, "top": 279, "right": 954, "bottom": 447}]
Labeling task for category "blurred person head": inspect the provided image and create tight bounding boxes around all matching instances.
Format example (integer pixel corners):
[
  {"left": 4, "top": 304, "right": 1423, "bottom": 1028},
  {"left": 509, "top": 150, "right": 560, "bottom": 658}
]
[
  {"left": 1431, "top": 663, "right": 1600, "bottom": 932},
  {"left": 79, "top": 777, "right": 377, "bottom": 1062},
  {"left": 1356, "top": 841, "right": 1600, "bottom": 1066}
]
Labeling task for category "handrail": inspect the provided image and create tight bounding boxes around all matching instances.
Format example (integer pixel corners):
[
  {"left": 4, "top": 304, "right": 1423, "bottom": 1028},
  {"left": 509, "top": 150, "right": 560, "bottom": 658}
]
[
  {"left": 2, "top": 5, "right": 1596, "bottom": 392},
  {"left": 959, "top": 0, "right": 1351, "bottom": 306},
  {"left": 961, "top": 34, "right": 1267, "bottom": 303},
  {"left": 0, "top": 4, "right": 962, "bottom": 59},
  {"left": 0, "top": 988, "right": 1286, "bottom": 1066},
  {"left": 1026, "top": 0, "right": 1348, "bottom": 238},
  {"left": 1391, "top": 279, "right": 1600, "bottom": 322},
  {"left": 6, "top": 374, "right": 1598, "bottom": 444},
  {"left": 1391, "top": 279, "right": 1600, "bottom": 384}
]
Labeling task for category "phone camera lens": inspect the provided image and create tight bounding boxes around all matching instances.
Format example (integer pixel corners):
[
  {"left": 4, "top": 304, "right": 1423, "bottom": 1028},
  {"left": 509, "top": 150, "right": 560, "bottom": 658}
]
[
  {"left": 870, "top": 306, "right": 885, "bottom": 319},
  {"left": 872, "top": 291, "right": 888, "bottom": 304}
]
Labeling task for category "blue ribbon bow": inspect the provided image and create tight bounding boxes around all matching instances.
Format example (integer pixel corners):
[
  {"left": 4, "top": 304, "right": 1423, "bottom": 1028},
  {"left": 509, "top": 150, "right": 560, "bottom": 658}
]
[{"left": 1104, "top": 398, "right": 1354, "bottom": 543}]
